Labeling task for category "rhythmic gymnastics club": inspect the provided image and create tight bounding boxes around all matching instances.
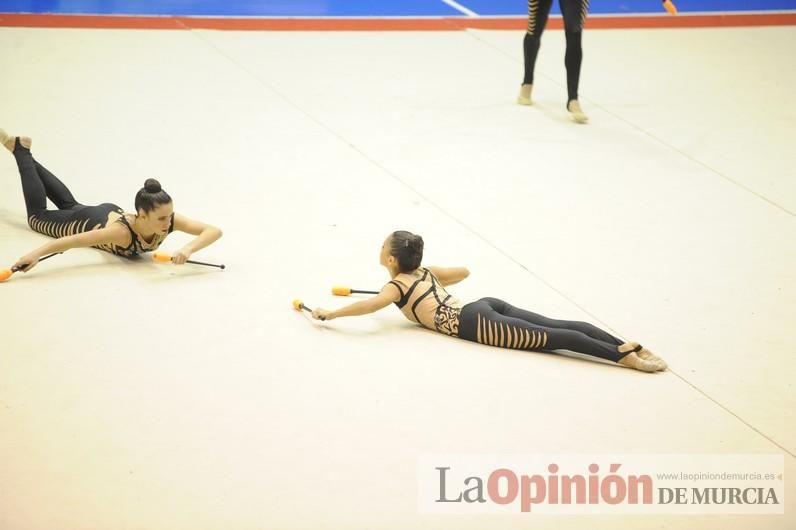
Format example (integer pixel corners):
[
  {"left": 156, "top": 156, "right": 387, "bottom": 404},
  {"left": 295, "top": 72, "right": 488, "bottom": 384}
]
[
  {"left": 152, "top": 252, "right": 225, "bottom": 270},
  {"left": 663, "top": 0, "right": 678, "bottom": 15},
  {"left": 331, "top": 286, "right": 379, "bottom": 296},
  {"left": 292, "top": 299, "right": 326, "bottom": 320},
  {"left": 0, "top": 252, "right": 63, "bottom": 282}
]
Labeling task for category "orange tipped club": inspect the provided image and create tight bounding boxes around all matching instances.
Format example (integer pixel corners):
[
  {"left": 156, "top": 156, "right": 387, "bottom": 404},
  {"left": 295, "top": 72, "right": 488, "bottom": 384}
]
[
  {"left": 152, "top": 252, "right": 225, "bottom": 269},
  {"left": 0, "top": 252, "right": 63, "bottom": 282},
  {"left": 331, "top": 286, "right": 379, "bottom": 296}
]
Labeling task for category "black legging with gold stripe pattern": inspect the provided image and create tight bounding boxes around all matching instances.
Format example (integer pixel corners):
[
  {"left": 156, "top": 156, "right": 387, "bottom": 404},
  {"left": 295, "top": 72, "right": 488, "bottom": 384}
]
[
  {"left": 458, "top": 297, "right": 626, "bottom": 362},
  {"left": 13, "top": 139, "right": 122, "bottom": 238},
  {"left": 523, "top": 0, "right": 589, "bottom": 103}
]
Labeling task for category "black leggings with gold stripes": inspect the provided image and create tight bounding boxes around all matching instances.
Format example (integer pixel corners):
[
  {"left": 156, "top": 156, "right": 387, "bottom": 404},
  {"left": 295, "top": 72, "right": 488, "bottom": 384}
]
[
  {"left": 13, "top": 139, "right": 121, "bottom": 238},
  {"left": 458, "top": 297, "right": 627, "bottom": 363},
  {"left": 523, "top": 0, "right": 589, "bottom": 103}
]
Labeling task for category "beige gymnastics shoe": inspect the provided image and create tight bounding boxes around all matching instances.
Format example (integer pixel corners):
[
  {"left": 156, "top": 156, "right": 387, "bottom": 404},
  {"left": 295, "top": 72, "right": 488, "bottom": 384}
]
[
  {"left": 517, "top": 84, "right": 533, "bottom": 105},
  {"left": 616, "top": 342, "right": 662, "bottom": 373},
  {"left": 0, "top": 129, "right": 14, "bottom": 151},
  {"left": 638, "top": 346, "right": 667, "bottom": 370},
  {"left": 0, "top": 129, "right": 31, "bottom": 151},
  {"left": 567, "top": 100, "right": 589, "bottom": 124}
]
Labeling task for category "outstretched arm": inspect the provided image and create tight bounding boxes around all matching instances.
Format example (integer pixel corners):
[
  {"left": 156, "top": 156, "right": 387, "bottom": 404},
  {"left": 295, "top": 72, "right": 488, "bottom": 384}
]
[
  {"left": 13, "top": 224, "right": 129, "bottom": 272},
  {"left": 312, "top": 283, "right": 401, "bottom": 321},
  {"left": 172, "top": 213, "right": 223, "bottom": 265},
  {"left": 426, "top": 266, "right": 470, "bottom": 286}
]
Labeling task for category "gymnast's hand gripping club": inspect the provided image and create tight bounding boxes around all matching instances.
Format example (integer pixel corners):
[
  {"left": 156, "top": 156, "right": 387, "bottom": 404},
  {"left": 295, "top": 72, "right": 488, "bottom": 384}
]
[
  {"left": 153, "top": 252, "right": 225, "bottom": 269},
  {"left": 0, "top": 252, "right": 62, "bottom": 282},
  {"left": 292, "top": 299, "right": 327, "bottom": 321}
]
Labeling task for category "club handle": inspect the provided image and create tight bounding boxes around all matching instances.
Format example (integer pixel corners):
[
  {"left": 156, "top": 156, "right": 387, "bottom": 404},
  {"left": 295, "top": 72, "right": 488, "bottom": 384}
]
[
  {"left": 186, "top": 259, "right": 225, "bottom": 269},
  {"left": 11, "top": 251, "right": 62, "bottom": 272},
  {"left": 293, "top": 299, "right": 325, "bottom": 320},
  {"left": 351, "top": 289, "right": 379, "bottom": 295}
]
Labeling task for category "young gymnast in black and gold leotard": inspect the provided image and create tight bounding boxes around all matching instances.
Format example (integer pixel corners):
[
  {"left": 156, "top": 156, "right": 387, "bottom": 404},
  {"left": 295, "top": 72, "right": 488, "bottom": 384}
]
[
  {"left": 311, "top": 231, "right": 667, "bottom": 373},
  {"left": 1, "top": 129, "right": 222, "bottom": 273}
]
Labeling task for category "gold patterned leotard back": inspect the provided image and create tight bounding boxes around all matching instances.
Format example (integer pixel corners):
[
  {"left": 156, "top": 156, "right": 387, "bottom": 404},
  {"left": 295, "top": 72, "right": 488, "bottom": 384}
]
[{"left": 388, "top": 267, "right": 462, "bottom": 336}]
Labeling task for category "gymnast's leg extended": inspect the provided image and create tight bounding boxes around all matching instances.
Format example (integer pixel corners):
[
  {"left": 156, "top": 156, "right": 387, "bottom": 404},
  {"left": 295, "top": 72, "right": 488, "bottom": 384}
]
[
  {"left": 2, "top": 130, "right": 96, "bottom": 238},
  {"left": 458, "top": 297, "right": 665, "bottom": 371}
]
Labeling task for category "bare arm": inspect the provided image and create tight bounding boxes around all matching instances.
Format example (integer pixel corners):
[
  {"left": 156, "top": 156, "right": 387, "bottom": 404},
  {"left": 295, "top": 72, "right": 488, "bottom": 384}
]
[
  {"left": 426, "top": 266, "right": 470, "bottom": 286},
  {"left": 171, "top": 213, "right": 223, "bottom": 264},
  {"left": 13, "top": 224, "right": 129, "bottom": 272},
  {"left": 312, "top": 283, "right": 401, "bottom": 321}
]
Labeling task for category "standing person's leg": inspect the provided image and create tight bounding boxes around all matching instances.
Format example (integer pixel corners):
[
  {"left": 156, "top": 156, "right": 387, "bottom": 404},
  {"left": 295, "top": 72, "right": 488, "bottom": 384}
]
[
  {"left": 559, "top": 0, "right": 590, "bottom": 122},
  {"left": 518, "top": 0, "right": 554, "bottom": 105}
]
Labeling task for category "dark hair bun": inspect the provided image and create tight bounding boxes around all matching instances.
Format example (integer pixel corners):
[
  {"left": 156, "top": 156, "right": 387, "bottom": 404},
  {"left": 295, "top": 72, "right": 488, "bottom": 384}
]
[
  {"left": 144, "top": 178, "right": 162, "bottom": 194},
  {"left": 390, "top": 230, "right": 424, "bottom": 273}
]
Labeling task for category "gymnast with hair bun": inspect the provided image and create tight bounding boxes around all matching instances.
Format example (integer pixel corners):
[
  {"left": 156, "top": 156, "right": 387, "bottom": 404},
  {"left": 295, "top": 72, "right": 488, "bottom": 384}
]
[
  {"left": 1, "top": 129, "right": 222, "bottom": 274},
  {"left": 311, "top": 230, "right": 667, "bottom": 373}
]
